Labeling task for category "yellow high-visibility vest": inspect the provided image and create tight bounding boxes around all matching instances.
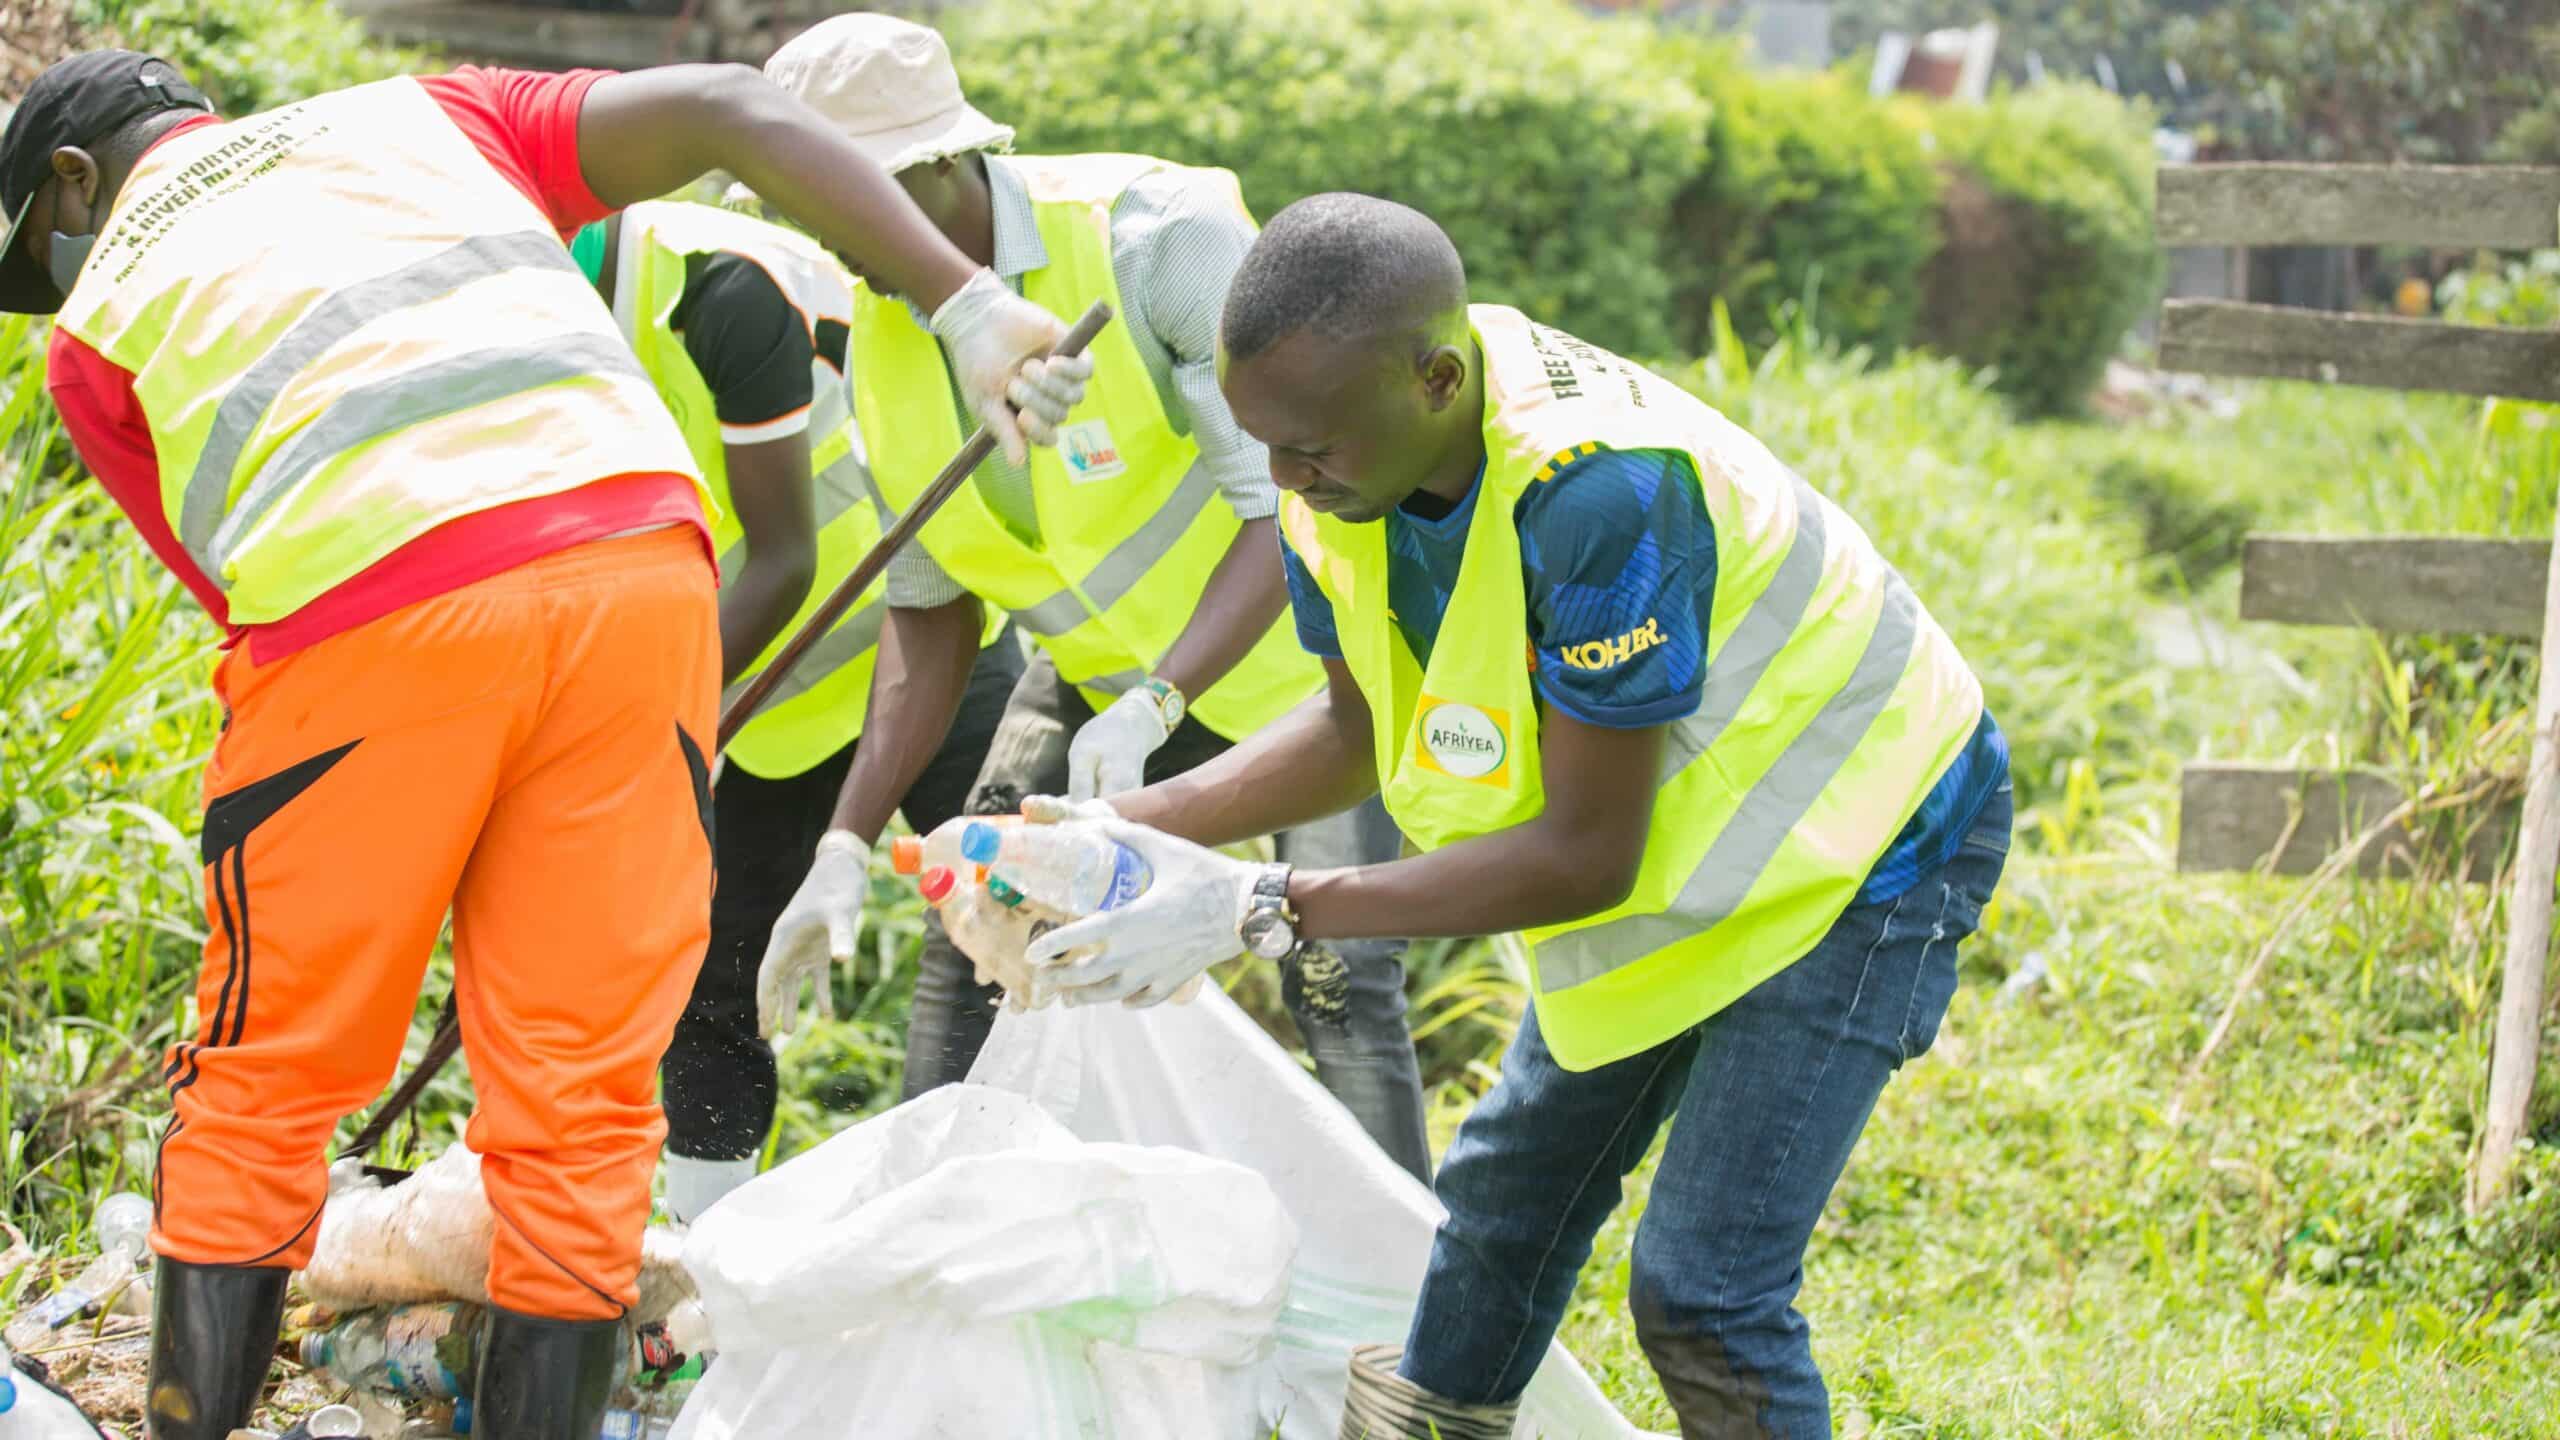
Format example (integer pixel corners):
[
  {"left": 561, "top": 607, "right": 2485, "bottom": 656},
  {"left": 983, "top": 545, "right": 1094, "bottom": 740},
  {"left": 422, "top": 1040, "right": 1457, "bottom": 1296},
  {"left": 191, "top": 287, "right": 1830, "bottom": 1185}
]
[
  {"left": 56, "top": 78, "right": 702, "bottom": 626},
  {"left": 1280, "top": 305, "right": 1985, "bottom": 1070},
  {"left": 849, "top": 153, "right": 1318, "bottom": 739},
  {"left": 612, "top": 200, "right": 888, "bottom": 779}
]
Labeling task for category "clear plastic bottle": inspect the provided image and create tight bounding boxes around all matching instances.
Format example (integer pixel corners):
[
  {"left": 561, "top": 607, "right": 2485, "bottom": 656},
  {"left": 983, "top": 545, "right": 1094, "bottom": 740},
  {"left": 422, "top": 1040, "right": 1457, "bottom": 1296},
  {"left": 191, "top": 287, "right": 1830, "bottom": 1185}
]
[
  {"left": 299, "top": 1302, "right": 483, "bottom": 1401},
  {"left": 888, "top": 814, "right": 1018, "bottom": 877},
  {"left": 277, "top": 1403, "right": 366, "bottom": 1439},
  {"left": 9, "top": 1192, "right": 152, "bottom": 1344},
  {"left": 596, "top": 1407, "right": 677, "bottom": 1440},
  {"left": 925, "top": 863, "right": 1205, "bottom": 1007},
  {"left": 920, "top": 867, "right": 1051, "bottom": 1006},
  {"left": 962, "top": 821, "right": 1151, "bottom": 915}
]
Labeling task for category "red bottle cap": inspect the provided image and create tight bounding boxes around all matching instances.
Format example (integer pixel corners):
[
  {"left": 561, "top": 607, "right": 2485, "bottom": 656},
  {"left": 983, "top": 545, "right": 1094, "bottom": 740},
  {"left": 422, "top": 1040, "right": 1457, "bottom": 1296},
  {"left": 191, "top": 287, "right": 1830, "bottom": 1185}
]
[{"left": 918, "top": 866, "right": 956, "bottom": 902}]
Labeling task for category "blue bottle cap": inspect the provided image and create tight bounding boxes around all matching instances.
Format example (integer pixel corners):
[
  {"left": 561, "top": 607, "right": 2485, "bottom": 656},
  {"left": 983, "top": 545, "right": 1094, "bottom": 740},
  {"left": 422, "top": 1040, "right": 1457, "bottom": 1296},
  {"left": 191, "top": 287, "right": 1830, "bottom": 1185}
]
[
  {"left": 960, "top": 822, "right": 1003, "bottom": 865},
  {"left": 0, "top": 1368, "right": 18, "bottom": 1413}
]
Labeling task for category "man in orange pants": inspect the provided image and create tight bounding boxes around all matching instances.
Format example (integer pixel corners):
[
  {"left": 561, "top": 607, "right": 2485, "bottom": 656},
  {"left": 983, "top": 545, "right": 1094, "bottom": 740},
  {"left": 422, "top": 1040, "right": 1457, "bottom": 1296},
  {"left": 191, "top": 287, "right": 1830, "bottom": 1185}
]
[{"left": 0, "top": 50, "right": 1085, "bottom": 1438}]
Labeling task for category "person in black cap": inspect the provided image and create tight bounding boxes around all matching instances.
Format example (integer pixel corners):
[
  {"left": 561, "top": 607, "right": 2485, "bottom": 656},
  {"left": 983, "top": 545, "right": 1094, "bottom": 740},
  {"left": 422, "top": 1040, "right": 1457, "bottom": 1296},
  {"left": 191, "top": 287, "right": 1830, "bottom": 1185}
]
[
  {"left": 5, "top": 46, "right": 1089, "bottom": 1440},
  {"left": 0, "top": 51, "right": 214, "bottom": 313}
]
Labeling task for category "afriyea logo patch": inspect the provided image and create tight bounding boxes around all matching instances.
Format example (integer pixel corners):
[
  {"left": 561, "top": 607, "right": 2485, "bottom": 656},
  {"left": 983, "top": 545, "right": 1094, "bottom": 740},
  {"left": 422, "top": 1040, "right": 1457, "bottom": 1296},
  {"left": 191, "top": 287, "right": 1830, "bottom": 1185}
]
[{"left": 1418, "top": 700, "right": 1508, "bottom": 782}]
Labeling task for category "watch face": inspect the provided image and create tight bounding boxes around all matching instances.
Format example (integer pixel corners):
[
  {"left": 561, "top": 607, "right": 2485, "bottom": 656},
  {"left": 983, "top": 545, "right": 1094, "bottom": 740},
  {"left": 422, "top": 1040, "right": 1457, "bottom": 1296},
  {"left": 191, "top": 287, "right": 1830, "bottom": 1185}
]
[
  {"left": 1241, "top": 909, "right": 1293, "bottom": 960},
  {"left": 1159, "top": 688, "right": 1186, "bottom": 729}
]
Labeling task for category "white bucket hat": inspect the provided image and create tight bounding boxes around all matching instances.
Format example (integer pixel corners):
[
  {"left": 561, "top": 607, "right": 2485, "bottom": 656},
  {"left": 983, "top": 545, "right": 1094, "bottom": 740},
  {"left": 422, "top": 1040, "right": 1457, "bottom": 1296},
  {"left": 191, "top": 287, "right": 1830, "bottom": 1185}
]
[{"left": 765, "top": 13, "right": 1013, "bottom": 176}]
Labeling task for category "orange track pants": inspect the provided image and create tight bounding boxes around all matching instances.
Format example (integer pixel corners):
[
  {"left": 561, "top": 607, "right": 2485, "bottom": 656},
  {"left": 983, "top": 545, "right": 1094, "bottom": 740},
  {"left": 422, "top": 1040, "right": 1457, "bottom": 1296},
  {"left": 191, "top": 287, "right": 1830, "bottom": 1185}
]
[{"left": 154, "top": 527, "right": 718, "bottom": 1320}]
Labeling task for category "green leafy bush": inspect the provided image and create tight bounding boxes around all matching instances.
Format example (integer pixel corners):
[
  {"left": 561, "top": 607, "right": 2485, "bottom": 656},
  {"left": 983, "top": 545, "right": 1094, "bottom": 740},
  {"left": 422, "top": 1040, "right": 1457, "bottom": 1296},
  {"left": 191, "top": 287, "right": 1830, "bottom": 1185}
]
[
  {"left": 1913, "top": 82, "right": 2163, "bottom": 416},
  {"left": 81, "top": 0, "right": 428, "bottom": 114},
  {"left": 2439, "top": 250, "right": 2560, "bottom": 329},
  {"left": 948, "top": 0, "right": 1709, "bottom": 358},
  {"left": 2494, "top": 100, "right": 2560, "bottom": 166},
  {"left": 1663, "top": 43, "right": 1940, "bottom": 358}
]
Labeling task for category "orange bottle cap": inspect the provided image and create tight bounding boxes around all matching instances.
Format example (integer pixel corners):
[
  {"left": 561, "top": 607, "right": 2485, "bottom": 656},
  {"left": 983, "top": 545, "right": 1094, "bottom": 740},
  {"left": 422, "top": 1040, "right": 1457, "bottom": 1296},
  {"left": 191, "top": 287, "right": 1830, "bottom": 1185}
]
[{"left": 890, "top": 835, "right": 923, "bottom": 874}]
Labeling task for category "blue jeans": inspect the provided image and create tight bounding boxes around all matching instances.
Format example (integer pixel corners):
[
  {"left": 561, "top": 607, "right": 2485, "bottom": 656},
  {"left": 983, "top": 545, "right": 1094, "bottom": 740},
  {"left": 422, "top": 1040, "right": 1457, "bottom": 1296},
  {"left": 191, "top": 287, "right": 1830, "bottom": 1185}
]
[{"left": 1403, "top": 785, "right": 2012, "bottom": 1438}]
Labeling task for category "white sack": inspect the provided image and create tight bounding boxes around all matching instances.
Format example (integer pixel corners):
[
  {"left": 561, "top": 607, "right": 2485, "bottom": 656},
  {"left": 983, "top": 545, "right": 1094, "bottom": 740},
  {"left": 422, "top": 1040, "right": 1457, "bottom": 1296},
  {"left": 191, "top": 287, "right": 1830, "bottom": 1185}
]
[
  {"left": 966, "top": 986, "right": 1646, "bottom": 1440},
  {"left": 301, "top": 1143, "right": 692, "bottom": 1322},
  {"left": 675, "top": 1084, "right": 1298, "bottom": 1440},
  {"left": 674, "top": 990, "right": 1646, "bottom": 1440}
]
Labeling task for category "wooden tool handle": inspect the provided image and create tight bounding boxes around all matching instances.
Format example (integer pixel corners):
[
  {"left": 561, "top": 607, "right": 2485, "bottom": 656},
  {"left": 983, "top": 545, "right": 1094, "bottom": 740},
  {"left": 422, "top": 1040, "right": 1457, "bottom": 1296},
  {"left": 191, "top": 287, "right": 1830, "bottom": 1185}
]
[{"left": 714, "top": 300, "right": 1115, "bottom": 749}]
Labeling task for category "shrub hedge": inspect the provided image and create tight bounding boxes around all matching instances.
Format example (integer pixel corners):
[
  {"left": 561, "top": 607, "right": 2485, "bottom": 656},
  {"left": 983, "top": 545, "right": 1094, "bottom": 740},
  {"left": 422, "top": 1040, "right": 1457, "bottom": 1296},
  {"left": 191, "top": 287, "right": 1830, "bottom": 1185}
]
[
  {"left": 1912, "top": 83, "right": 2164, "bottom": 416},
  {"left": 57, "top": 0, "right": 2162, "bottom": 413},
  {"left": 81, "top": 0, "right": 427, "bottom": 114},
  {"left": 951, "top": 0, "right": 1711, "bottom": 360},
  {"left": 1663, "top": 43, "right": 1941, "bottom": 359}
]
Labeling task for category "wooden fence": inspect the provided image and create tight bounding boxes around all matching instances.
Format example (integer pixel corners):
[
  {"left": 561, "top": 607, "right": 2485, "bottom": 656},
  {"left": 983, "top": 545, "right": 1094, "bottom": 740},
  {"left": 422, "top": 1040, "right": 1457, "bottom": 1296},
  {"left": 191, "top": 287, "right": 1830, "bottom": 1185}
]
[{"left": 2158, "top": 162, "right": 2560, "bottom": 1209}]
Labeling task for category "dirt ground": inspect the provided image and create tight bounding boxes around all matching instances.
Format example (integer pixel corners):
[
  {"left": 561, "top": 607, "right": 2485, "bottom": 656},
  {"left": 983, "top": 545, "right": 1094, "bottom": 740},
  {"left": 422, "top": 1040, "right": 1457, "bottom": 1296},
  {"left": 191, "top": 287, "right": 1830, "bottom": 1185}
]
[{"left": 20, "top": 1322, "right": 339, "bottom": 1437}]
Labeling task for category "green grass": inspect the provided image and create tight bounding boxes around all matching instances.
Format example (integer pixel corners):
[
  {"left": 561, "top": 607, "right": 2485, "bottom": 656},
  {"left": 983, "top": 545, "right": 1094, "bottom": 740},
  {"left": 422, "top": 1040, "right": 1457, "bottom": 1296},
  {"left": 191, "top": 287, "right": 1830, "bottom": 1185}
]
[
  {"left": 1, "top": 315, "right": 223, "bottom": 1260},
  {"left": 4, "top": 308, "right": 2555, "bottom": 1435}
]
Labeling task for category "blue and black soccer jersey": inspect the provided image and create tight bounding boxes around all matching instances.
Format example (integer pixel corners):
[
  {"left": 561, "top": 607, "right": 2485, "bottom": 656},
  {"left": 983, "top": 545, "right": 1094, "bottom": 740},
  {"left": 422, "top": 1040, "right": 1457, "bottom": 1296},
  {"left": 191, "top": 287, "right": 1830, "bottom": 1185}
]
[{"left": 1281, "top": 447, "right": 2008, "bottom": 905}]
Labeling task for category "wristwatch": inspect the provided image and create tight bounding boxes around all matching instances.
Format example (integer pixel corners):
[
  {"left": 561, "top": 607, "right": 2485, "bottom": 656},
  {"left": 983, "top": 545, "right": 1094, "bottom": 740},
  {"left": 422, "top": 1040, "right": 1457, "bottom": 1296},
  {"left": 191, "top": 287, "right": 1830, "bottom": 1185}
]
[
  {"left": 1237, "top": 863, "right": 1300, "bottom": 960},
  {"left": 1136, "top": 676, "right": 1187, "bottom": 733}
]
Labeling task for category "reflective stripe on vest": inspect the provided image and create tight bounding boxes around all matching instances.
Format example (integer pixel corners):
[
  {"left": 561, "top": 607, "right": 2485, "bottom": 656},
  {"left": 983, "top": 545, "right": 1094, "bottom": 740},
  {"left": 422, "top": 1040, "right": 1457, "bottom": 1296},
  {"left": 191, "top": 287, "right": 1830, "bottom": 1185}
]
[
  {"left": 613, "top": 200, "right": 895, "bottom": 778},
  {"left": 849, "top": 152, "right": 1319, "bottom": 741},
  {"left": 57, "top": 78, "right": 703, "bottom": 626},
  {"left": 1278, "top": 305, "right": 1984, "bottom": 1071}
]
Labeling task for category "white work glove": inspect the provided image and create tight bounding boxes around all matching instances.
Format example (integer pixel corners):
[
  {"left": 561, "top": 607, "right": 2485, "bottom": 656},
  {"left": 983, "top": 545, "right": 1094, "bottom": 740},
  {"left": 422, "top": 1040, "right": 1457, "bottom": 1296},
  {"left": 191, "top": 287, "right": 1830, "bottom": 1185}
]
[
  {"left": 1007, "top": 353, "right": 1096, "bottom": 448},
  {"left": 1020, "top": 794, "right": 1120, "bottom": 825},
  {"left": 1065, "top": 688, "right": 1173, "bottom": 803},
  {"left": 756, "top": 830, "right": 869, "bottom": 1037},
  {"left": 1019, "top": 819, "right": 1258, "bottom": 1008},
  {"left": 930, "top": 268, "right": 1085, "bottom": 466}
]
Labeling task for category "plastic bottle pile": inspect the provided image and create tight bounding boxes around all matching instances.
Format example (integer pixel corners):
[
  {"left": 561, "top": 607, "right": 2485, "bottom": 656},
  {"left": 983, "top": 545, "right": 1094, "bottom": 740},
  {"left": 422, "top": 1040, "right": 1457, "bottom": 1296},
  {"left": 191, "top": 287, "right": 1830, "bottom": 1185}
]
[
  {"left": 906, "top": 813, "right": 1204, "bottom": 1006},
  {"left": 1, "top": 1193, "right": 152, "bottom": 1356},
  {"left": 288, "top": 1303, "right": 702, "bottom": 1437}
]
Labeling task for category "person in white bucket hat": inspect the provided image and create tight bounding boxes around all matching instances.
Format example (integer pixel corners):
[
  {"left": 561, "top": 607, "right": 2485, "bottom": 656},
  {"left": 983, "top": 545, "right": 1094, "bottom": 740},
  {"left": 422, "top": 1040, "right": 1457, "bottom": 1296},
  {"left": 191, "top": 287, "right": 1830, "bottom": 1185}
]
[
  {"left": 763, "top": 11, "right": 1016, "bottom": 178},
  {"left": 719, "top": 12, "right": 1434, "bottom": 1206}
]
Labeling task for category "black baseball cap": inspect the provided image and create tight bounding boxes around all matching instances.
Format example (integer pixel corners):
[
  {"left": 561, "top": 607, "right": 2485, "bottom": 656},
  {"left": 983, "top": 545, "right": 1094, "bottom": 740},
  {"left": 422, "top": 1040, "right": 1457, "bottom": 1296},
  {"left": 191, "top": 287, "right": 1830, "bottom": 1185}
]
[{"left": 0, "top": 50, "right": 213, "bottom": 315}]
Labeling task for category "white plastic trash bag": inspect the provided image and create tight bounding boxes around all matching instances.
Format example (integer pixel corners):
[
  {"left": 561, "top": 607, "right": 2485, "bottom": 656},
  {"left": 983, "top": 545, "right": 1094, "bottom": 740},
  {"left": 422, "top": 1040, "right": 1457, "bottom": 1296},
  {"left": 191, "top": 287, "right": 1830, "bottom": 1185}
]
[
  {"left": 675, "top": 1083, "right": 1299, "bottom": 1439},
  {"left": 676, "top": 991, "right": 1646, "bottom": 1439},
  {"left": 967, "top": 987, "right": 1643, "bottom": 1440},
  {"left": 301, "top": 1143, "right": 693, "bottom": 1322},
  {"left": 300, "top": 1144, "right": 491, "bottom": 1312}
]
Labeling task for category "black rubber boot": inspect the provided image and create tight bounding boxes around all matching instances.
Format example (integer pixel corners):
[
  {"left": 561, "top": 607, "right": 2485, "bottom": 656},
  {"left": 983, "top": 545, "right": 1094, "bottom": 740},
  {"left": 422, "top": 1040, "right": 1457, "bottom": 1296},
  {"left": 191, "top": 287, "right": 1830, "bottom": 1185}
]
[
  {"left": 472, "top": 1307, "right": 623, "bottom": 1440},
  {"left": 144, "top": 1258, "right": 288, "bottom": 1440}
]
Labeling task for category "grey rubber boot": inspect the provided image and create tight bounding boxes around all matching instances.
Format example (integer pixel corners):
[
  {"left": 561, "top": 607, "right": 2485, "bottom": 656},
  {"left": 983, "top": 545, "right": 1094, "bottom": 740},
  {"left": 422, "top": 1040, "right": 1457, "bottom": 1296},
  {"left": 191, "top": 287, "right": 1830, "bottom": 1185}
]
[
  {"left": 144, "top": 1258, "right": 288, "bottom": 1439},
  {"left": 1338, "top": 1342, "right": 1520, "bottom": 1440}
]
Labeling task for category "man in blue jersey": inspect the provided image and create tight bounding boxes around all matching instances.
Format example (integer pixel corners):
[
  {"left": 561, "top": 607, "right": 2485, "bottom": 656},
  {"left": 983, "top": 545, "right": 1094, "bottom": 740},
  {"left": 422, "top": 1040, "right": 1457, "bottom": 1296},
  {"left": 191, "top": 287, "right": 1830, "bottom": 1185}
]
[
  {"left": 1278, "top": 438, "right": 2005, "bottom": 910},
  {"left": 977, "top": 194, "right": 2012, "bottom": 1439}
]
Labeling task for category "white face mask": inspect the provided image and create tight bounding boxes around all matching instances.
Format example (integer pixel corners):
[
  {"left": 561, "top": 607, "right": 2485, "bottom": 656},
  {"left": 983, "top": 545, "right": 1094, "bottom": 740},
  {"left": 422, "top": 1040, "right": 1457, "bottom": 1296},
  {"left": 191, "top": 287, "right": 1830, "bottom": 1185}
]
[{"left": 46, "top": 230, "right": 95, "bottom": 299}]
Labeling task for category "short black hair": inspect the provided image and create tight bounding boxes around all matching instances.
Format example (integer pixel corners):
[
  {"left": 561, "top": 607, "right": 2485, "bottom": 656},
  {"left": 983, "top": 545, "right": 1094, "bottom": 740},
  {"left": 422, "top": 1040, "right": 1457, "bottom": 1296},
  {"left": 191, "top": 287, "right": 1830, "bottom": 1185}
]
[
  {"left": 1221, "top": 192, "right": 1466, "bottom": 364},
  {"left": 88, "top": 105, "right": 194, "bottom": 172}
]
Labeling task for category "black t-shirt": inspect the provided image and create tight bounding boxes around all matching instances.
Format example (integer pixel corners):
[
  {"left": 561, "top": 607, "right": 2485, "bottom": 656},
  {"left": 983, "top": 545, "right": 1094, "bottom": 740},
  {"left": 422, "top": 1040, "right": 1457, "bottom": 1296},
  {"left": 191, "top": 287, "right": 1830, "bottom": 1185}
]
[{"left": 668, "top": 250, "right": 845, "bottom": 436}]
